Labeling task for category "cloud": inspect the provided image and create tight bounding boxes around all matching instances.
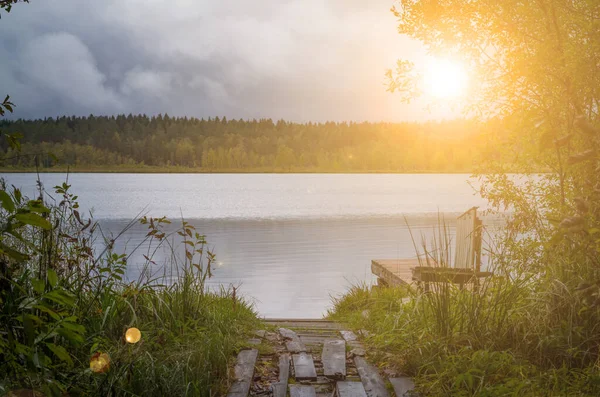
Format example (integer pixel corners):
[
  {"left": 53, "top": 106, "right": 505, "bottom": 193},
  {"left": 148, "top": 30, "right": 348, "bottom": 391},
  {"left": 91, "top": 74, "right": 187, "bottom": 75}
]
[
  {"left": 0, "top": 0, "right": 450, "bottom": 121},
  {"left": 121, "top": 68, "right": 173, "bottom": 98},
  {"left": 19, "top": 32, "right": 122, "bottom": 112}
]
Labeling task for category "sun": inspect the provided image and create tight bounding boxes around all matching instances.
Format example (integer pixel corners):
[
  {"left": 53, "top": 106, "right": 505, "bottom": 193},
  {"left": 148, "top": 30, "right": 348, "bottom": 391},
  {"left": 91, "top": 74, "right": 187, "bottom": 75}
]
[{"left": 422, "top": 58, "right": 468, "bottom": 99}]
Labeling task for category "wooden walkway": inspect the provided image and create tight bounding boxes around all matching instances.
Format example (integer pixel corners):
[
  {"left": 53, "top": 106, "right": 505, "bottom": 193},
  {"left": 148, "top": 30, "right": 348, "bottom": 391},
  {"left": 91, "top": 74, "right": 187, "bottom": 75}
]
[
  {"left": 372, "top": 208, "right": 492, "bottom": 288},
  {"left": 371, "top": 259, "right": 419, "bottom": 286},
  {"left": 227, "top": 319, "right": 415, "bottom": 397},
  {"left": 371, "top": 259, "right": 493, "bottom": 287}
]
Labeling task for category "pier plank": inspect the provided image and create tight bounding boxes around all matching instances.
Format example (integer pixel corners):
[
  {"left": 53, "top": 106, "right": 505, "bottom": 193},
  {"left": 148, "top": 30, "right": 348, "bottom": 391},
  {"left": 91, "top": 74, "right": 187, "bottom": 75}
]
[
  {"left": 340, "top": 330, "right": 358, "bottom": 342},
  {"left": 265, "top": 319, "right": 342, "bottom": 330},
  {"left": 279, "top": 327, "right": 307, "bottom": 353},
  {"left": 292, "top": 352, "right": 317, "bottom": 381},
  {"left": 371, "top": 259, "right": 417, "bottom": 286},
  {"left": 389, "top": 377, "right": 415, "bottom": 397},
  {"left": 226, "top": 349, "right": 258, "bottom": 397},
  {"left": 227, "top": 381, "right": 251, "bottom": 397},
  {"left": 278, "top": 353, "right": 290, "bottom": 382},
  {"left": 322, "top": 339, "right": 346, "bottom": 379},
  {"left": 336, "top": 381, "right": 368, "bottom": 397},
  {"left": 272, "top": 383, "right": 286, "bottom": 397},
  {"left": 290, "top": 385, "right": 317, "bottom": 397},
  {"left": 354, "top": 356, "right": 389, "bottom": 397},
  {"left": 272, "top": 354, "right": 290, "bottom": 397}
]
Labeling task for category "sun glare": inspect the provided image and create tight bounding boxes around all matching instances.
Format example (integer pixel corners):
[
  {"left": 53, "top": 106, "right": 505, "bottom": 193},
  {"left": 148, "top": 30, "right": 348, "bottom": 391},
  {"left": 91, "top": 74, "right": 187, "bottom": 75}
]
[{"left": 422, "top": 58, "right": 468, "bottom": 99}]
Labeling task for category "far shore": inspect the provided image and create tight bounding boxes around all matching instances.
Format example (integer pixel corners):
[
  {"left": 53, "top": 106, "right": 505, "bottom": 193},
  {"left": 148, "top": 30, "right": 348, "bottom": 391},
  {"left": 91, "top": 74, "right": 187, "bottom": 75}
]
[{"left": 0, "top": 166, "right": 479, "bottom": 174}]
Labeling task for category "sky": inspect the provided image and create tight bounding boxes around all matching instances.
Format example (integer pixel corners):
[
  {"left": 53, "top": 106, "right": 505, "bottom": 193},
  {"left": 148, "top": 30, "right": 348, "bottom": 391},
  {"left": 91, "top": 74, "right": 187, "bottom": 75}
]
[{"left": 0, "top": 0, "right": 461, "bottom": 122}]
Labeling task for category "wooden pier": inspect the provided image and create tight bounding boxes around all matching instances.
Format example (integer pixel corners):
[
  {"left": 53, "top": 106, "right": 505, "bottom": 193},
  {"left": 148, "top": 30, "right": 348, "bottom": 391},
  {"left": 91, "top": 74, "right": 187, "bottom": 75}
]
[
  {"left": 370, "top": 259, "right": 419, "bottom": 286},
  {"left": 372, "top": 258, "right": 493, "bottom": 286},
  {"left": 371, "top": 207, "right": 492, "bottom": 288},
  {"left": 226, "top": 319, "right": 415, "bottom": 397}
]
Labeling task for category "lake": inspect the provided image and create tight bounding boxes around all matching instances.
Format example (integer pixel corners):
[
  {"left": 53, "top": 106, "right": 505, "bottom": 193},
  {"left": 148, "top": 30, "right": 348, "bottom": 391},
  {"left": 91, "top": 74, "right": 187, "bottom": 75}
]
[{"left": 1, "top": 173, "right": 498, "bottom": 318}]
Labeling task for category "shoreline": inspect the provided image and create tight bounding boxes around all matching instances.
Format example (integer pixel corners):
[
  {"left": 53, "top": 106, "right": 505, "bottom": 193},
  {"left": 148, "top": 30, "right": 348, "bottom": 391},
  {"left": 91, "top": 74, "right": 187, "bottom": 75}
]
[{"left": 0, "top": 167, "right": 477, "bottom": 174}]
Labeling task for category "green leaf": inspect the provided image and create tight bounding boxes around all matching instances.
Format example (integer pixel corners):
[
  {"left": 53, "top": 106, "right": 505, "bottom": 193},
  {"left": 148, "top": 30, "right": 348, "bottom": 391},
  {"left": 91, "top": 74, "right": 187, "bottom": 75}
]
[
  {"left": 0, "top": 241, "right": 29, "bottom": 261},
  {"left": 56, "top": 328, "right": 84, "bottom": 345},
  {"left": 47, "top": 269, "right": 58, "bottom": 288},
  {"left": 0, "top": 190, "right": 15, "bottom": 213},
  {"left": 32, "top": 304, "right": 61, "bottom": 320},
  {"left": 24, "top": 313, "right": 43, "bottom": 324},
  {"left": 46, "top": 343, "right": 74, "bottom": 366},
  {"left": 61, "top": 318, "right": 85, "bottom": 335},
  {"left": 13, "top": 187, "right": 22, "bottom": 203},
  {"left": 32, "top": 278, "right": 45, "bottom": 294},
  {"left": 15, "top": 212, "right": 52, "bottom": 230},
  {"left": 18, "top": 297, "right": 37, "bottom": 310},
  {"left": 27, "top": 200, "right": 50, "bottom": 213},
  {"left": 6, "top": 132, "right": 22, "bottom": 151},
  {"left": 44, "top": 289, "right": 75, "bottom": 307}
]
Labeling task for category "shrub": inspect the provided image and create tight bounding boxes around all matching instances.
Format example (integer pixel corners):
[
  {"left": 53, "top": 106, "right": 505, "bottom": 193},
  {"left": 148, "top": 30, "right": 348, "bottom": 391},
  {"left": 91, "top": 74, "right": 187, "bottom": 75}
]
[{"left": 0, "top": 179, "right": 259, "bottom": 396}]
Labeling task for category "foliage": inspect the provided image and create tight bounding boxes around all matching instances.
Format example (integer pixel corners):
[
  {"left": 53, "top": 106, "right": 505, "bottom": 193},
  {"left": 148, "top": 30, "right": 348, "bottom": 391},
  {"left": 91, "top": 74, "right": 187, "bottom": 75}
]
[
  {"left": 0, "top": 180, "right": 259, "bottom": 396},
  {"left": 329, "top": 215, "right": 600, "bottom": 395},
  {"left": 329, "top": 278, "right": 600, "bottom": 396},
  {"left": 0, "top": 115, "right": 492, "bottom": 172},
  {"left": 340, "top": 1, "right": 600, "bottom": 394},
  {"left": 0, "top": 0, "right": 28, "bottom": 16},
  {"left": 0, "top": 96, "right": 23, "bottom": 153},
  {"left": 0, "top": 6, "right": 260, "bottom": 396}
]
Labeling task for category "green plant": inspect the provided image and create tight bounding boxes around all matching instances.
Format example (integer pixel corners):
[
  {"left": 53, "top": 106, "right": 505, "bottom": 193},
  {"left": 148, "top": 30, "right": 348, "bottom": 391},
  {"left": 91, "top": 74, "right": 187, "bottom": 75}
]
[
  {"left": 329, "top": 217, "right": 600, "bottom": 396},
  {"left": 0, "top": 179, "right": 259, "bottom": 396}
]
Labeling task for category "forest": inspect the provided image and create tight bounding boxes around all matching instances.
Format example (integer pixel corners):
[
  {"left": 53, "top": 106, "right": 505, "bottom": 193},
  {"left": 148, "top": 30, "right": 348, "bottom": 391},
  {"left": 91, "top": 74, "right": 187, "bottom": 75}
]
[{"left": 0, "top": 115, "right": 493, "bottom": 172}]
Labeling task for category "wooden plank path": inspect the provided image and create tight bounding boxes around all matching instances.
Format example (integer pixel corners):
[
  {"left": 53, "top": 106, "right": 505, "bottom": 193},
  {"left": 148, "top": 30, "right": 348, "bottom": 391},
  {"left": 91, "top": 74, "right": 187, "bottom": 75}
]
[
  {"left": 322, "top": 339, "right": 346, "bottom": 379},
  {"left": 272, "top": 354, "right": 290, "bottom": 397},
  {"left": 337, "top": 381, "right": 368, "bottom": 397},
  {"left": 372, "top": 208, "right": 492, "bottom": 289},
  {"left": 226, "top": 319, "right": 416, "bottom": 397},
  {"left": 390, "top": 377, "right": 416, "bottom": 397},
  {"left": 290, "top": 385, "right": 317, "bottom": 397},
  {"left": 280, "top": 327, "right": 308, "bottom": 353},
  {"left": 354, "top": 356, "right": 390, "bottom": 397},
  {"left": 371, "top": 259, "right": 418, "bottom": 286},
  {"left": 226, "top": 349, "right": 258, "bottom": 397},
  {"left": 293, "top": 352, "right": 318, "bottom": 381}
]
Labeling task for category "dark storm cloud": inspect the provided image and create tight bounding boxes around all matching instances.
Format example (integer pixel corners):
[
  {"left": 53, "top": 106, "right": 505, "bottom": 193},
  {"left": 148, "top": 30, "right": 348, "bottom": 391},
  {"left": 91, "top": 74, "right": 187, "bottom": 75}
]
[{"left": 0, "top": 0, "right": 437, "bottom": 121}]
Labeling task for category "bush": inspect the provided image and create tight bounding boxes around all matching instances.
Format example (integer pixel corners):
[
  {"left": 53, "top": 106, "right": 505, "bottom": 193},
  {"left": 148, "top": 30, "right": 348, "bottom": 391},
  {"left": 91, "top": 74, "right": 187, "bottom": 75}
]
[
  {"left": 0, "top": 180, "right": 259, "bottom": 396},
  {"left": 329, "top": 220, "right": 600, "bottom": 396}
]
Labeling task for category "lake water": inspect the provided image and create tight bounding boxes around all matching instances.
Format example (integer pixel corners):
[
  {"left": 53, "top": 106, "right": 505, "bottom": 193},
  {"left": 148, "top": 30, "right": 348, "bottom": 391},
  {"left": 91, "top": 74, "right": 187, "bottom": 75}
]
[{"left": 1, "top": 173, "right": 498, "bottom": 318}]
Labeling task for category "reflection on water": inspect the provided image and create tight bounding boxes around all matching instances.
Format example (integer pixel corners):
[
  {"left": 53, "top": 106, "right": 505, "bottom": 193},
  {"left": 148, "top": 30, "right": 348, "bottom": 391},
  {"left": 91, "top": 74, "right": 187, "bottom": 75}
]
[
  {"left": 102, "top": 216, "right": 500, "bottom": 318},
  {"left": 1, "top": 173, "right": 488, "bottom": 219},
  {"left": 1, "top": 173, "right": 501, "bottom": 318}
]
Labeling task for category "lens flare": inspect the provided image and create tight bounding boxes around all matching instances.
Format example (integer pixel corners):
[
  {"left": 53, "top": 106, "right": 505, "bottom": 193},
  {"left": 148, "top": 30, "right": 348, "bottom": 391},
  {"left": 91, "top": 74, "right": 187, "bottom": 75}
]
[
  {"left": 125, "top": 327, "right": 142, "bottom": 344},
  {"left": 90, "top": 352, "right": 110, "bottom": 373}
]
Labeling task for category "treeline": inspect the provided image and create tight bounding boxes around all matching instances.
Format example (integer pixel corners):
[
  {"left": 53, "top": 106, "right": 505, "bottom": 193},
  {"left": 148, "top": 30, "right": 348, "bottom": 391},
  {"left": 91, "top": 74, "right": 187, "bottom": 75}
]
[{"left": 0, "top": 114, "right": 489, "bottom": 172}]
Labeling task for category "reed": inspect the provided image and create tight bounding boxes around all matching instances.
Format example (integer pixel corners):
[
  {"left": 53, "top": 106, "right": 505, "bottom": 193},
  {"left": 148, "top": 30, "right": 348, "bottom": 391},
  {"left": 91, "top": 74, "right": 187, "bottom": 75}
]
[
  {"left": 329, "top": 216, "right": 600, "bottom": 396},
  {"left": 0, "top": 179, "right": 259, "bottom": 396}
]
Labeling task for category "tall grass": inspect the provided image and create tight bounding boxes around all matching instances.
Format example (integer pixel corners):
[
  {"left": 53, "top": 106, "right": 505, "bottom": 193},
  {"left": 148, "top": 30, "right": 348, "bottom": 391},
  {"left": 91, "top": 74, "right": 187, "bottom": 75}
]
[
  {"left": 329, "top": 217, "right": 600, "bottom": 396},
  {"left": 0, "top": 179, "right": 259, "bottom": 396}
]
